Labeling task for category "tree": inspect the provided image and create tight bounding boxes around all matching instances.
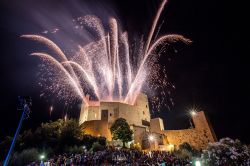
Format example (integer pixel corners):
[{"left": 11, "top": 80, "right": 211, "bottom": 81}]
[
  {"left": 110, "top": 118, "right": 133, "bottom": 147},
  {"left": 201, "top": 138, "right": 250, "bottom": 165},
  {"left": 60, "top": 119, "right": 84, "bottom": 146},
  {"left": 35, "top": 119, "right": 64, "bottom": 149},
  {"left": 174, "top": 142, "right": 199, "bottom": 159}
]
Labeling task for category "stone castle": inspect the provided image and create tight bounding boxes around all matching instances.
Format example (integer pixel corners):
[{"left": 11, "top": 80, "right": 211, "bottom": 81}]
[{"left": 79, "top": 93, "right": 217, "bottom": 150}]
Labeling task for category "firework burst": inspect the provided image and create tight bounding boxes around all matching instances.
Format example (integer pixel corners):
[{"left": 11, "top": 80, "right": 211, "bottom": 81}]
[{"left": 22, "top": 0, "right": 191, "bottom": 111}]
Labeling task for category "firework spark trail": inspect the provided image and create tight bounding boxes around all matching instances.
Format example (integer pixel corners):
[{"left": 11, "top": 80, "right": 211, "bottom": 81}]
[
  {"left": 21, "top": 35, "right": 67, "bottom": 62},
  {"left": 144, "top": 0, "right": 167, "bottom": 55},
  {"left": 77, "top": 45, "right": 92, "bottom": 71},
  {"left": 121, "top": 32, "right": 132, "bottom": 90},
  {"left": 109, "top": 18, "right": 122, "bottom": 98},
  {"left": 21, "top": 35, "right": 83, "bottom": 95},
  {"left": 106, "top": 33, "right": 113, "bottom": 98},
  {"left": 24, "top": 0, "right": 191, "bottom": 111},
  {"left": 125, "top": 34, "right": 191, "bottom": 103},
  {"left": 76, "top": 45, "right": 101, "bottom": 98},
  {"left": 82, "top": 16, "right": 111, "bottom": 84},
  {"left": 31, "top": 52, "right": 89, "bottom": 104},
  {"left": 107, "top": 33, "right": 112, "bottom": 67},
  {"left": 61, "top": 61, "right": 100, "bottom": 99},
  {"left": 125, "top": 0, "right": 168, "bottom": 103},
  {"left": 146, "top": 34, "right": 192, "bottom": 54}
]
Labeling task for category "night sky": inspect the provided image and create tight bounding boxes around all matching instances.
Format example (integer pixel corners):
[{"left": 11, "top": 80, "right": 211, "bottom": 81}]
[{"left": 0, "top": 0, "right": 248, "bottom": 144}]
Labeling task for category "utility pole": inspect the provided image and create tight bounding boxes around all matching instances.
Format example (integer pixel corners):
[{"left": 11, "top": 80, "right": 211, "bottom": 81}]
[{"left": 4, "top": 96, "right": 32, "bottom": 166}]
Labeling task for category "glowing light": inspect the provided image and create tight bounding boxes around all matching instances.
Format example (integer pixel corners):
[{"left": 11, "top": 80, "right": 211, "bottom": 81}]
[
  {"left": 195, "top": 160, "right": 201, "bottom": 166},
  {"left": 49, "top": 106, "right": 53, "bottom": 117},
  {"left": 167, "top": 144, "right": 174, "bottom": 151},
  {"left": 64, "top": 114, "right": 67, "bottom": 121},
  {"left": 40, "top": 154, "right": 45, "bottom": 160},
  {"left": 23, "top": 0, "right": 191, "bottom": 111},
  {"left": 168, "top": 144, "right": 174, "bottom": 148},
  {"left": 149, "top": 135, "right": 154, "bottom": 141},
  {"left": 190, "top": 110, "right": 197, "bottom": 116}
]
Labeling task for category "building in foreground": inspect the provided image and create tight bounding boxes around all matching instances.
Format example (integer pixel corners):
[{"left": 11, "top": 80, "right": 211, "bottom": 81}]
[{"left": 79, "top": 93, "right": 217, "bottom": 150}]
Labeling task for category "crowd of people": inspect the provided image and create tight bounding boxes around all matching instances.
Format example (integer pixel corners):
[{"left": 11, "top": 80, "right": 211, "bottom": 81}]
[{"left": 28, "top": 149, "right": 191, "bottom": 166}]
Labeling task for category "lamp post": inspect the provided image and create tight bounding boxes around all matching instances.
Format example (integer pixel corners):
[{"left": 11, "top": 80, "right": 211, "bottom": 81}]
[{"left": 4, "top": 96, "right": 32, "bottom": 166}]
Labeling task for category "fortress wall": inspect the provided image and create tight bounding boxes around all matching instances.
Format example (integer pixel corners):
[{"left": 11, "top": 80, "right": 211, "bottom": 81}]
[
  {"left": 134, "top": 93, "right": 151, "bottom": 122},
  {"left": 79, "top": 93, "right": 151, "bottom": 127},
  {"left": 161, "top": 111, "right": 217, "bottom": 150},
  {"left": 132, "top": 125, "right": 147, "bottom": 145},
  {"left": 79, "top": 105, "right": 88, "bottom": 125},
  {"left": 100, "top": 93, "right": 151, "bottom": 127},
  {"left": 150, "top": 118, "right": 164, "bottom": 133},
  {"left": 100, "top": 102, "right": 119, "bottom": 125},
  {"left": 81, "top": 120, "right": 112, "bottom": 141},
  {"left": 79, "top": 105, "right": 100, "bottom": 125},
  {"left": 163, "top": 129, "right": 202, "bottom": 149},
  {"left": 87, "top": 106, "right": 100, "bottom": 121},
  {"left": 100, "top": 102, "right": 144, "bottom": 127},
  {"left": 192, "top": 111, "right": 217, "bottom": 141},
  {"left": 79, "top": 94, "right": 217, "bottom": 150},
  {"left": 164, "top": 128, "right": 214, "bottom": 150}
]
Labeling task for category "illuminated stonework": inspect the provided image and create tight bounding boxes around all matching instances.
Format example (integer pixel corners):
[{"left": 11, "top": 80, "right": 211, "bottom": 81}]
[
  {"left": 79, "top": 93, "right": 217, "bottom": 150},
  {"left": 79, "top": 93, "right": 150, "bottom": 128}
]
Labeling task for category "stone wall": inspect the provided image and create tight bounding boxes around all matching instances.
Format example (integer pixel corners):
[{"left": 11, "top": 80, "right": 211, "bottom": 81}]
[
  {"left": 132, "top": 125, "right": 147, "bottom": 145},
  {"left": 150, "top": 118, "right": 164, "bottom": 132},
  {"left": 79, "top": 94, "right": 217, "bottom": 150},
  {"left": 79, "top": 93, "right": 151, "bottom": 128},
  {"left": 161, "top": 111, "right": 217, "bottom": 150},
  {"left": 80, "top": 120, "right": 112, "bottom": 141}
]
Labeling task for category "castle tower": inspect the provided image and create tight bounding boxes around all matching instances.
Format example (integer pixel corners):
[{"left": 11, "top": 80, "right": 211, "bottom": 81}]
[
  {"left": 79, "top": 93, "right": 151, "bottom": 127},
  {"left": 192, "top": 111, "right": 217, "bottom": 142}
]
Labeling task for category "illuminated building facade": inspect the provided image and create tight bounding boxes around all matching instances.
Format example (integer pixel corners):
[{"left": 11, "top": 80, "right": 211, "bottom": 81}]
[{"left": 79, "top": 93, "right": 217, "bottom": 150}]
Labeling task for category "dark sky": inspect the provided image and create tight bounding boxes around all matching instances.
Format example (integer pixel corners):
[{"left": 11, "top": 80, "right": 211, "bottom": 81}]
[{"left": 0, "top": 0, "right": 248, "bottom": 144}]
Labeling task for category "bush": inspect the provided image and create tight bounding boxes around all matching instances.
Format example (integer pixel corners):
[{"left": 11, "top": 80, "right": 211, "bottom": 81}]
[
  {"left": 90, "top": 142, "right": 105, "bottom": 152},
  {"left": 174, "top": 149, "right": 193, "bottom": 159},
  {"left": 201, "top": 138, "right": 250, "bottom": 165},
  {"left": 179, "top": 142, "right": 200, "bottom": 157},
  {"left": 98, "top": 136, "right": 107, "bottom": 146},
  {"left": 81, "top": 135, "right": 106, "bottom": 151},
  {"left": 173, "top": 142, "right": 200, "bottom": 159},
  {"left": 9, "top": 148, "right": 39, "bottom": 166}
]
